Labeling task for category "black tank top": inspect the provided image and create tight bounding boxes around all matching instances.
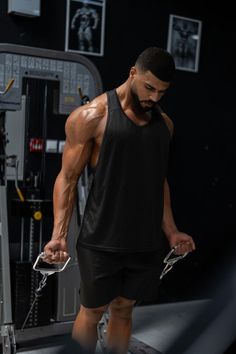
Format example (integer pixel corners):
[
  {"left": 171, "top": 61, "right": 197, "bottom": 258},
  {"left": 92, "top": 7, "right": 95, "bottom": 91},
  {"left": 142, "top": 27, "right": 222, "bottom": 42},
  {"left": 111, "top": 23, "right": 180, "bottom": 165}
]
[{"left": 77, "top": 89, "right": 171, "bottom": 252}]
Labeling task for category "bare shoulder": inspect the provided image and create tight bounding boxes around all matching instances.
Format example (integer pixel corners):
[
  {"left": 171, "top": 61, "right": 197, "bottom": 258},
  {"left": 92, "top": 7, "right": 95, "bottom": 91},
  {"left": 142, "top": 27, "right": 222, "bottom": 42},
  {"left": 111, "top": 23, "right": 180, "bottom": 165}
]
[
  {"left": 65, "top": 93, "right": 107, "bottom": 144},
  {"left": 156, "top": 104, "right": 174, "bottom": 138}
]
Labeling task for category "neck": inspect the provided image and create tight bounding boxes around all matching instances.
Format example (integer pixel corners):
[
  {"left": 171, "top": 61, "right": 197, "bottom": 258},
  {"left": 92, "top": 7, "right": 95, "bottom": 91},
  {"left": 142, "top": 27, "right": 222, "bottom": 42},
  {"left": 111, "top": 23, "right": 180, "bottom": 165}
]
[{"left": 116, "top": 83, "right": 153, "bottom": 124}]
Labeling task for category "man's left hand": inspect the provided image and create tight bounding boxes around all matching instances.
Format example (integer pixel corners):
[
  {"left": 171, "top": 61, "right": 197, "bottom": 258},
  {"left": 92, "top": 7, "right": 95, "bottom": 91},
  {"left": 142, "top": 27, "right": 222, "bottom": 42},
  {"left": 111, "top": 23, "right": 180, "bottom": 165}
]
[{"left": 167, "top": 231, "right": 196, "bottom": 255}]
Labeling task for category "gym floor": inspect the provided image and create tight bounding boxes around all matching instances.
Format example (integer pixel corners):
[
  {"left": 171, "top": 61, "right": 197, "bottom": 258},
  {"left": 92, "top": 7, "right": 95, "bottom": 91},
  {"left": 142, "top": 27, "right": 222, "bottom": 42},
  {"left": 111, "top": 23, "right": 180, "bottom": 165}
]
[{"left": 16, "top": 298, "right": 236, "bottom": 354}]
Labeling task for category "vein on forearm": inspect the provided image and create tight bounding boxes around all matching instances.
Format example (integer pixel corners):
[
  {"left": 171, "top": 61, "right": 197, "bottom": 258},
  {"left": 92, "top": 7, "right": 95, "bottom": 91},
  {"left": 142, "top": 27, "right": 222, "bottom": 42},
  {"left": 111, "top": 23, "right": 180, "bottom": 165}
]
[{"left": 52, "top": 172, "right": 78, "bottom": 240}]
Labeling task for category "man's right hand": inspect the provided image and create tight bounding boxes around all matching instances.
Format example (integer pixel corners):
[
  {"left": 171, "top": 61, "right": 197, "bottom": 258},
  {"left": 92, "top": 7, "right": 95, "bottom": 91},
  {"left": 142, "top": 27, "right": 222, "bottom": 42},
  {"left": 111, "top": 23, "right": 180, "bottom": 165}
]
[{"left": 43, "top": 238, "right": 69, "bottom": 264}]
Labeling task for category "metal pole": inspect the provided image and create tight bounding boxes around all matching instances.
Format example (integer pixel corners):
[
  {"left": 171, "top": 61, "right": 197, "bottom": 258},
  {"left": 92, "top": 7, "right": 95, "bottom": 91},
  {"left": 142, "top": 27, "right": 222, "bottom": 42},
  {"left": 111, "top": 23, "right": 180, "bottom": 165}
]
[
  {"left": 0, "top": 186, "right": 13, "bottom": 324},
  {"left": 0, "top": 104, "right": 16, "bottom": 354}
]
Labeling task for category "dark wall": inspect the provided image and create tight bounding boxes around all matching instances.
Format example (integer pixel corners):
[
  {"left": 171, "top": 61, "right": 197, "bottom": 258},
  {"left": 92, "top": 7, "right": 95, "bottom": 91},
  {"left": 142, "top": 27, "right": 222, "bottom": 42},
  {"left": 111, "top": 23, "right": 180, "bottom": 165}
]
[{"left": 1, "top": 0, "right": 235, "bottom": 300}]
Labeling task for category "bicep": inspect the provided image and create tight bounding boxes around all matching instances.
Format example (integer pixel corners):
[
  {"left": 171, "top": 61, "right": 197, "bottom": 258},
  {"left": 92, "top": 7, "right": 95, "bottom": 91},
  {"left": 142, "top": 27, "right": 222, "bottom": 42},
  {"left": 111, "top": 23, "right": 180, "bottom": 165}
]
[
  {"left": 164, "top": 178, "right": 169, "bottom": 195},
  {"left": 162, "top": 113, "right": 174, "bottom": 138},
  {"left": 156, "top": 105, "right": 174, "bottom": 138}
]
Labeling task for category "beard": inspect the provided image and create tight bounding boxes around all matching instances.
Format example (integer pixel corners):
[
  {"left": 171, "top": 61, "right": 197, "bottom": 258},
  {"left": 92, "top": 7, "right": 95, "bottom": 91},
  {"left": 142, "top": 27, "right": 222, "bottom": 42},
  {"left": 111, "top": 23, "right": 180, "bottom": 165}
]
[{"left": 130, "top": 86, "right": 154, "bottom": 113}]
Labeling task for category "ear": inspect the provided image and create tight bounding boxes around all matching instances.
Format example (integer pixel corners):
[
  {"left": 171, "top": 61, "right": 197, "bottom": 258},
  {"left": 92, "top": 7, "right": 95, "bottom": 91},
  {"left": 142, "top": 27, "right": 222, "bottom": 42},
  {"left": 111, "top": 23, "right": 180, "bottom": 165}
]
[{"left": 129, "top": 66, "right": 137, "bottom": 78}]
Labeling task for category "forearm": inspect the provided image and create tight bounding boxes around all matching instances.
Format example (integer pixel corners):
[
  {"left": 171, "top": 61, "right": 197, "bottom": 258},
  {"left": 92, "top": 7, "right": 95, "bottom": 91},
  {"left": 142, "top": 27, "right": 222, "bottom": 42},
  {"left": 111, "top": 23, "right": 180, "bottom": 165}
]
[
  {"left": 162, "top": 179, "right": 196, "bottom": 253},
  {"left": 51, "top": 172, "right": 78, "bottom": 241},
  {"left": 162, "top": 179, "right": 178, "bottom": 239}
]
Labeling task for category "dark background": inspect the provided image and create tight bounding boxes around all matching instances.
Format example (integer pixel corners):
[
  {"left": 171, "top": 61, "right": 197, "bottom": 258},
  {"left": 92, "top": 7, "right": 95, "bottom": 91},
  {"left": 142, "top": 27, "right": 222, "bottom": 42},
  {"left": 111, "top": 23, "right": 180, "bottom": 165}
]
[{"left": 0, "top": 0, "right": 236, "bottom": 302}]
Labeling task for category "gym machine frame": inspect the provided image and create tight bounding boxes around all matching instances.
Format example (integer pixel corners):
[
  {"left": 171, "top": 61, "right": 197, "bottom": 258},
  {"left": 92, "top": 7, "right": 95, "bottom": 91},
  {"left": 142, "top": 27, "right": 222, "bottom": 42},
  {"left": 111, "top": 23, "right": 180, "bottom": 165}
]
[
  {"left": 0, "top": 79, "right": 17, "bottom": 353},
  {"left": 0, "top": 43, "right": 103, "bottom": 353}
]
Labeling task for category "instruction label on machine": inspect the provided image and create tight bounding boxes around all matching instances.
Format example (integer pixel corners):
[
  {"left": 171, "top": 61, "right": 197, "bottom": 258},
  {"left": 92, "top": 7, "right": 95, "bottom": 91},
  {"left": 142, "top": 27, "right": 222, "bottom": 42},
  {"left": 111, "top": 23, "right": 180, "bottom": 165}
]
[{"left": 0, "top": 45, "right": 100, "bottom": 114}]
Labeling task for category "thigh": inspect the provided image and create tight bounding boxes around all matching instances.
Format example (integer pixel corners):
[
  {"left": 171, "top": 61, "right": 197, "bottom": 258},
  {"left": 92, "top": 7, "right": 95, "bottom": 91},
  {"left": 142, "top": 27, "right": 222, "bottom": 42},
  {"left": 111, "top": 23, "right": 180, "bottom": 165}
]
[
  {"left": 77, "top": 247, "right": 123, "bottom": 308},
  {"left": 121, "top": 251, "right": 164, "bottom": 303}
]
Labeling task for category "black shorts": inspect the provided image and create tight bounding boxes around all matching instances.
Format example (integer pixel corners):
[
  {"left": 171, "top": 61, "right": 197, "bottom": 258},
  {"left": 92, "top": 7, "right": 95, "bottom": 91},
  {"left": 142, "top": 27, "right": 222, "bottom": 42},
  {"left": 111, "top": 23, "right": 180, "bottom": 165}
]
[{"left": 77, "top": 247, "right": 165, "bottom": 308}]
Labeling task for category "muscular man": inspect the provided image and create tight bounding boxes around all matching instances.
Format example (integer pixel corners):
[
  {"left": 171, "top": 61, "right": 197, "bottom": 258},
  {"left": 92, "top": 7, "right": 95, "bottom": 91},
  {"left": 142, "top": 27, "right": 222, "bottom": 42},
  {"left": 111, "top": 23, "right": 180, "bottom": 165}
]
[
  {"left": 71, "top": 0, "right": 99, "bottom": 52},
  {"left": 44, "top": 47, "right": 196, "bottom": 354}
]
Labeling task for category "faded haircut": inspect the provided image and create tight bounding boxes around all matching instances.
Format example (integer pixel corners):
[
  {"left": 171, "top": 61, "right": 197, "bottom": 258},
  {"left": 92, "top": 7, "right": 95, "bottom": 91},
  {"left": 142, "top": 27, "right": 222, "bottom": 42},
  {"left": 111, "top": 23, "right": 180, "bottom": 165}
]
[{"left": 135, "top": 47, "right": 175, "bottom": 82}]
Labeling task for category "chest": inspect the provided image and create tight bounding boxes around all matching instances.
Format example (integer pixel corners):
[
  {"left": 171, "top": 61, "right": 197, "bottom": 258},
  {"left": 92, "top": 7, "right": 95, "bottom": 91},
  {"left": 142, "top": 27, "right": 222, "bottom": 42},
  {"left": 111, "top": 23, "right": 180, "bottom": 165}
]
[
  {"left": 107, "top": 113, "right": 171, "bottom": 153},
  {"left": 91, "top": 112, "right": 170, "bottom": 168}
]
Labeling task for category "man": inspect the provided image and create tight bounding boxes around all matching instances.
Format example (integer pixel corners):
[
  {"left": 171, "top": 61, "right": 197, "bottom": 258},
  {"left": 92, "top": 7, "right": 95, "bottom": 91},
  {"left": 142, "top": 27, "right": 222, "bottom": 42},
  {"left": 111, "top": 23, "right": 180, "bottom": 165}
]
[{"left": 43, "top": 47, "right": 196, "bottom": 354}]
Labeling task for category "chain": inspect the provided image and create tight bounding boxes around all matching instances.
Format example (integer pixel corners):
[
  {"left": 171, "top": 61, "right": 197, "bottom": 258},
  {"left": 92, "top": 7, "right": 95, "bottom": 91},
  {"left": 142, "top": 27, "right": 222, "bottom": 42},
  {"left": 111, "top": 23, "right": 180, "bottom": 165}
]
[{"left": 21, "top": 273, "right": 49, "bottom": 330}]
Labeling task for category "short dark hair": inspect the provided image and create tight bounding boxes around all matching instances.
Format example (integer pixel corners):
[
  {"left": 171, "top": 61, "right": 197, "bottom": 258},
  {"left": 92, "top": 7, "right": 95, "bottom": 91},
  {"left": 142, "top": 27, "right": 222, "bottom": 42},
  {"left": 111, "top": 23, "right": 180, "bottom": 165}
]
[{"left": 135, "top": 47, "right": 175, "bottom": 82}]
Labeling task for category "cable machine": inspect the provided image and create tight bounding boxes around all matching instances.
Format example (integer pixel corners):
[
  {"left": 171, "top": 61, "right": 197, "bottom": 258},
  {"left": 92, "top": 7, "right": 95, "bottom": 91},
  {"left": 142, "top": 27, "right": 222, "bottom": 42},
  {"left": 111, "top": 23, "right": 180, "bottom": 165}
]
[{"left": 0, "top": 43, "right": 102, "bottom": 353}]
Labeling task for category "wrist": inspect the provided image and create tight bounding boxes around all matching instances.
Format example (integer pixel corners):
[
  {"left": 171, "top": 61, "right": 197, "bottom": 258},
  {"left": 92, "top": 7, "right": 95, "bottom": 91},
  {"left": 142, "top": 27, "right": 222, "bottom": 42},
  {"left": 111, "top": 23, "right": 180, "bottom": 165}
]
[
  {"left": 163, "top": 225, "right": 179, "bottom": 241},
  {"left": 51, "top": 233, "right": 67, "bottom": 241}
]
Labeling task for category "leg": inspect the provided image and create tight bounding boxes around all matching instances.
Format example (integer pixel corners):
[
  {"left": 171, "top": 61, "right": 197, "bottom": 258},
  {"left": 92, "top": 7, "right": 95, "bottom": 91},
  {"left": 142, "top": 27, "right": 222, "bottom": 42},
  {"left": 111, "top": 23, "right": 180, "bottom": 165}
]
[
  {"left": 84, "top": 27, "right": 94, "bottom": 52},
  {"left": 78, "top": 27, "right": 85, "bottom": 51},
  {"left": 72, "top": 303, "right": 108, "bottom": 353},
  {"left": 106, "top": 296, "right": 136, "bottom": 354}
]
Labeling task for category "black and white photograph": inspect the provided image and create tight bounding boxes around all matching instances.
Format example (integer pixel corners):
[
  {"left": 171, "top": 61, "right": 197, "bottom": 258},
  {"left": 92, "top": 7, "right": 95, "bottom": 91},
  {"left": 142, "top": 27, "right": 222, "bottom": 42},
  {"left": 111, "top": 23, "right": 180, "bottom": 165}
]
[
  {"left": 167, "top": 14, "right": 202, "bottom": 72},
  {"left": 65, "top": 0, "right": 106, "bottom": 56}
]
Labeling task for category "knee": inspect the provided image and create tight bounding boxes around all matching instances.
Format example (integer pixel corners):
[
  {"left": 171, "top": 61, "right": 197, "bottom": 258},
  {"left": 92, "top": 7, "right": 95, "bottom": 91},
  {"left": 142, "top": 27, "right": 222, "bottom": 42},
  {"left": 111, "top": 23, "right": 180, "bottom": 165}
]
[
  {"left": 80, "top": 304, "right": 107, "bottom": 325},
  {"left": 109, "top": 297, "right": 135, "bottom": 320}
]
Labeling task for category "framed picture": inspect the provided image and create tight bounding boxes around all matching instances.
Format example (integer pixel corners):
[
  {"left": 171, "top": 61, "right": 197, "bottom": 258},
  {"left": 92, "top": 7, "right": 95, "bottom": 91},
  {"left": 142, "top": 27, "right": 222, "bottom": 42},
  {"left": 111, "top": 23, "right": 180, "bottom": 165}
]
[
  {"left": 65, "top": 0, "right": 106, "bottom": 56},
  {"left": 167, "top": 14, "right": 202, "bottom": 72}
]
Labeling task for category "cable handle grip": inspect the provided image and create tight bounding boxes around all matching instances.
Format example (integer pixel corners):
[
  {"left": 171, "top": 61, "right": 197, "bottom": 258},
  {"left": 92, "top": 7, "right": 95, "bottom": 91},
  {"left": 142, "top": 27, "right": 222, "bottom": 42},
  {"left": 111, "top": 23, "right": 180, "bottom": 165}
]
[
  {"left": 33, "top": 252, "right": 71, "bottom": 276},
  {"left": 160, "top": 245, "right": 189, "bottom": 280},
  {"left": 163, "top": 245, "right": 189, "bottom": 266},
  {"left": 21, "top": 252, "right": 71, "bottom": 330}
]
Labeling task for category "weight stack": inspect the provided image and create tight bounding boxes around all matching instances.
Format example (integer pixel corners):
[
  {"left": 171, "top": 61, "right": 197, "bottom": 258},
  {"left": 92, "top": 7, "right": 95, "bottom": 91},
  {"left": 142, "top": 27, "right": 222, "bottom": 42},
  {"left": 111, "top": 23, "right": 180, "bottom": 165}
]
[{"left": 11, "top": 261, "right": 54, "bottom": 329}]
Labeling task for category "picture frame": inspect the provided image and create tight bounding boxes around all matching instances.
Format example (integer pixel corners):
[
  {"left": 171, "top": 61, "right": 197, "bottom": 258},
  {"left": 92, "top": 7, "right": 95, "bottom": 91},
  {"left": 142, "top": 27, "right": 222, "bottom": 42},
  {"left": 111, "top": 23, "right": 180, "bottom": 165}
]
[
  {"left": 65, "top": 0, "right": 106, "bottom": 56},
  {"left": 167, "top": 14, "right": 202, "bottom": 73}
]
